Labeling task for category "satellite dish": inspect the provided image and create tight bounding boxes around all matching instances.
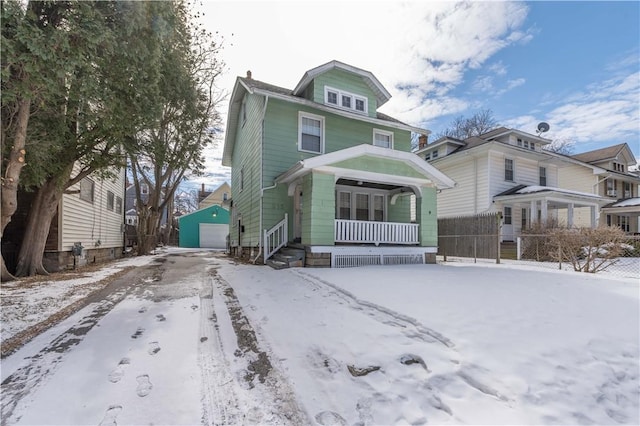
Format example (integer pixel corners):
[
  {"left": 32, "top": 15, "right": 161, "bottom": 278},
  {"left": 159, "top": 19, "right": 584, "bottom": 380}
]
[{"left": 537, "top": 122, "right": 550, "bottom": 134}]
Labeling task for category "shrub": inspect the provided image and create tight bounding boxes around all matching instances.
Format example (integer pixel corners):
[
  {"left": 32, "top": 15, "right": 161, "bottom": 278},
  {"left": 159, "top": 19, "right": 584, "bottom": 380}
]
[{"left": 548, "top": 226, "right": 628, "bottom": 273}]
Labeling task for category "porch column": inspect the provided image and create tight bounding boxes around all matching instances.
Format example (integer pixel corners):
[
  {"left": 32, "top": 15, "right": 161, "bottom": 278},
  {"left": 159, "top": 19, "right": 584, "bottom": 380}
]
[
  {"left": 416, "top": 187, "right": 437, "bottom": 247},
  {"left": 530, "top": 200, "right": 537, "bottom": 224},
  {"left": 301, "top": 172, "right": 335, "bottom": 245},
  {"left": 590, "top": 206, "right": 597, "bottom": 228},
  {"left": 567, "top": 203, "right": 574, "bottom": 228},
  {"left": 541, "top": 199, "right": 548, "bottom": 224}
]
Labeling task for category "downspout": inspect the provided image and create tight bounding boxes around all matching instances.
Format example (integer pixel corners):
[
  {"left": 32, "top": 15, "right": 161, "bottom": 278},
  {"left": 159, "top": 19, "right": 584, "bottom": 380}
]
[{"left": 251, "top": 95, "right": 270, "bottom": 264}]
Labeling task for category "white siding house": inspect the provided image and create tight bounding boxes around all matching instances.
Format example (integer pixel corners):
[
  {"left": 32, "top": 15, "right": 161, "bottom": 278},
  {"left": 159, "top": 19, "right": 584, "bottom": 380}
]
[
  {"left": 44, "top": 164, "right": 126, "bottom": 269},
  {"left": 415, "top": 128, "right": 610, "bottom": 241}
]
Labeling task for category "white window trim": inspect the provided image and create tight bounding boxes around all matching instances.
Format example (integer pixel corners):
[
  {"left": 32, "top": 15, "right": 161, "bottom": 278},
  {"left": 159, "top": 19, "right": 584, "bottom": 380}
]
[
  {"left": 298, "top": 111, "right": 325, "bottom": 154},
  {"left": 335, "top": 185, "right": 387, "bottom": 221},
  {"left": 373, "top": 129, "right": 394, "bottom": 149},
  {"left": 505, "top": 158, "right": 515, "bottom": 182},
  {"left": 324, "top": 86, "right": 368, "bottom": 114}
]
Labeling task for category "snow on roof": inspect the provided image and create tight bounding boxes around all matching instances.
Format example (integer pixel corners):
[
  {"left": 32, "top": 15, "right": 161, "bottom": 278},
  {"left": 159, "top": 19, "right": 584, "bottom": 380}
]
[
  {"left": 609, "top": 197, "right": 640, "bottom": 207},
  {"left": 501, "top": 185, "right": 602, "bottom": 199}
]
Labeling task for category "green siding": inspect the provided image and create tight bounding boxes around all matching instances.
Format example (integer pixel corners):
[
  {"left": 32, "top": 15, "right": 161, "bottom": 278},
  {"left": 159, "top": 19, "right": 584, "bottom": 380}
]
[
  {"left": 262, "top": 98, "right": 412, "bottom": 187},
  {"left": 178, "top": 206, "right": 229, "bottom": 248},
  {"left": 416, "top": 187, "right": 438, "bottom": 246},
  {"left": 302, "top": 172, "right": 335, "bottom": 245},
  {"left": 331, "top": 156, "right": 424, "bottom": 179},
  {"left": 312, "top": 68, "right": 378, "bottom": 118},
  {"left": 387, "top": 196, "right": 412, "bottom": 224},
  {"left": 230, "top": 93, "right": 264, "bottom": 248}
]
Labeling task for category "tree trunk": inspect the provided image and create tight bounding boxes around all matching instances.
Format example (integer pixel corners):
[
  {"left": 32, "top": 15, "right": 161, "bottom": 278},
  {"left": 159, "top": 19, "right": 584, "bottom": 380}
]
[
  {"left": 1, "top": 99, "right": 30, "bottom": 281},
  {"left": 136, "top": 208, "right": 160, "bottom": 255},
  {"left": 14, "top": 179, "right": 63, "bottom": 277}
]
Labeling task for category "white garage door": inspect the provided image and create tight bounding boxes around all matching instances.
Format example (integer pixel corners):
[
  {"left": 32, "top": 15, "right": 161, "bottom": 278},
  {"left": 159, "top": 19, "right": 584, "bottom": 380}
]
[{"left": 199, "top": 223, "right": 228, "bottom": 248}]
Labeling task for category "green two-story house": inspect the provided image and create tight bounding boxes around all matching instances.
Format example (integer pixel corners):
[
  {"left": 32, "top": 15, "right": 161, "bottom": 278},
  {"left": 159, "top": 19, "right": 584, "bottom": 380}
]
[{"left": 222, "top": 61, "right": 455, "bottom": 267}]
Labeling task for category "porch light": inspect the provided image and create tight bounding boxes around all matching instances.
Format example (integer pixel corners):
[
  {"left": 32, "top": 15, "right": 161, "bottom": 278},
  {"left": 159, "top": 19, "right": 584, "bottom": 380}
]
[{"left": 212, "top": 206, "right": 219, "bottom": 218}]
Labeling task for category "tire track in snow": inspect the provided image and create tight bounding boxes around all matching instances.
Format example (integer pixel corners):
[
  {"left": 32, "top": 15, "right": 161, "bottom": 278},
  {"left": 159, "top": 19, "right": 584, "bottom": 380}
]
[
  {"left": 292, "top": 269, "right": 454, "bottom": 348},
  {"left": 203, "top": 265, "right": 309, "bottom": 425}
]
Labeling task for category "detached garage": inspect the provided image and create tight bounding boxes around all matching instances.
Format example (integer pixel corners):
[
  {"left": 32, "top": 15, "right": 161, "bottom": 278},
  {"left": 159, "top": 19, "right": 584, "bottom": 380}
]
[{"left": 178, "top": 205, "right": 229, "bottom": 248}]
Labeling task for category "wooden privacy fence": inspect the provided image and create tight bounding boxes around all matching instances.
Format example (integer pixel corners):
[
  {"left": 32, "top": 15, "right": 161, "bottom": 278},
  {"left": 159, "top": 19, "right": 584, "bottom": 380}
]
[{"left": 438, "top": 213, "right": 500, "bottom": 260}]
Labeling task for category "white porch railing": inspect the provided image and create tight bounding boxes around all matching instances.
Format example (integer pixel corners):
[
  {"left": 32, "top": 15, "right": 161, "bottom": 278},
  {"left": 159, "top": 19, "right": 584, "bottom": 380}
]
[
  {"left": 335, "top": 219, "right": 419, "bottom": 245},
  {"left": 264, "top": 213, "right": 288, "bottom": 263}
]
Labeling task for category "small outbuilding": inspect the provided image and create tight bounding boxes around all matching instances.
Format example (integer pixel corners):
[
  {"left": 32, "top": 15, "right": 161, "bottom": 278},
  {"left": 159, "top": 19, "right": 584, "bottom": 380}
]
[{"left": 178, "top": 205, "right": 229, "bottom": 249}]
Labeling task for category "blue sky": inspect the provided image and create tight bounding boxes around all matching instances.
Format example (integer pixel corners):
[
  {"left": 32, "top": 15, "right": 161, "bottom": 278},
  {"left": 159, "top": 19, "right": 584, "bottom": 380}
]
[{"left": 192, "top": 0, "right": 639, "bottom": 191}]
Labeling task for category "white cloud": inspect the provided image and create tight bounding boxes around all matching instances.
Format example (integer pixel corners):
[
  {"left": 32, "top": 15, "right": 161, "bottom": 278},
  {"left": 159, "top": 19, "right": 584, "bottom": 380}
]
[{"left": 506, "top": 70, "right": 640, "bottom": 148}]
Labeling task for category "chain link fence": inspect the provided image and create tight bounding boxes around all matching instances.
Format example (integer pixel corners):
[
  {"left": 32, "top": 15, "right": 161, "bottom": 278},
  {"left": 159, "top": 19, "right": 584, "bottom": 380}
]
[{"left": 438, "top": 234, "right": 639, "bottom": 280}]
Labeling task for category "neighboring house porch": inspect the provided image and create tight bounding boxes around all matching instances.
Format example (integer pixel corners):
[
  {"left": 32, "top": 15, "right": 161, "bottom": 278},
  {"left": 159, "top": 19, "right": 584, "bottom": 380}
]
[
  {"left": 601, "top": 198, "right": 640, "bottom": 234},
  {"left": 267, "top": 144, "right": 455, "bottom": 266},
  {"left": 493, "top": 185, "right": 609, "bottom": 241}
]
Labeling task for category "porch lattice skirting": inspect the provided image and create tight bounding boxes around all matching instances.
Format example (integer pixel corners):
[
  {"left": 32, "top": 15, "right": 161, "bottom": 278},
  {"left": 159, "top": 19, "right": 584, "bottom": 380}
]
[{"left": 333, "top": 253, "right": 424, "bottom": 268}]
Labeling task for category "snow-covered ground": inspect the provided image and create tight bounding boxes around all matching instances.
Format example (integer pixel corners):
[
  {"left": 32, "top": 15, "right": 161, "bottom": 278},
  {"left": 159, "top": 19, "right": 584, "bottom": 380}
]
[{"left": 1, "top": 249, "right": 638, "bottom": 425}]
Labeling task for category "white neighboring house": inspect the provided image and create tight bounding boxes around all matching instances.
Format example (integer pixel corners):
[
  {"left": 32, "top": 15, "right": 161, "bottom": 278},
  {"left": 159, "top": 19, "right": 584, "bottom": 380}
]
[
  {"left": 44, "top": 164, "right": 125, "bottom": 269},
  {"left": 415, "top": 127, "right": 611, "bottom": 241}
]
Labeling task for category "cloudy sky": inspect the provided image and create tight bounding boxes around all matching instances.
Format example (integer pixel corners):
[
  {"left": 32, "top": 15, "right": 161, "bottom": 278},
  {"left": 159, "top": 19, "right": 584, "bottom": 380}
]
[{"left": 192, "top": 0, "right": 639, "bottom": 190}]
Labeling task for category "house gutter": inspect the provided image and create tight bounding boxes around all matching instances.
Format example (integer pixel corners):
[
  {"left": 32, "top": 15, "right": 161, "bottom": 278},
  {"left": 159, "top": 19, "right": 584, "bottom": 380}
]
[{"left": 251, "top": 95, "right": 270, "bottom": 264}]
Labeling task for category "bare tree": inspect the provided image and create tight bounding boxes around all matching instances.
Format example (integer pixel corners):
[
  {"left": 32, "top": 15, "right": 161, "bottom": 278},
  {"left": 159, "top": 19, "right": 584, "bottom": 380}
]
[
  {"left": 544, "top": 138, "right": 575, "bottom": 155},
  {"left": 436, "top": 108, "right": 499, "bottom": 140}
]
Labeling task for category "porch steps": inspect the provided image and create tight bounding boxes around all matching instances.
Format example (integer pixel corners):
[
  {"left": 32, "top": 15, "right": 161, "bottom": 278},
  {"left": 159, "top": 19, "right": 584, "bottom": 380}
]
[
  {"left": 266, "top": 247, "right": 306, "bottom": 269},
  {"left": 500, "top": 242, "right": 518, "bottom": 260}
]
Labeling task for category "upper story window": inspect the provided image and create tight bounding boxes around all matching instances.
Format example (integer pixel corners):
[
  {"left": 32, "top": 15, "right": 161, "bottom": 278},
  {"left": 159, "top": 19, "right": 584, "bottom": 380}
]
[
  {"left": 324, "top": 86, "right": 368, "bottom": 114},
  {"left": 141, "top": 183, "right": 149, "bottom": 195},
  {"left": 116, "top": 196, "right": 123, "bottom": 213},
  {"left": 516, "top": 138, "right": 535, "bottom": 150},
  {"left": 373, "top": 129, "right": 393, "bottom": 149},
  {"left": 623, "top": 181, "right": 633, "bottom": 198},
  {"left": 613, "top": 162, "right": 625, "bottom": 172},
  {"left": 505, "top": 158, "right": 514, "bottom": 181},
  {"left": 223, "top": 192, "right": 228, "bottom": 201},
  {"left": 424, "top": 153, "right": 431, "bottom": 161},
  {"left": 298, "top": 112, "right": 325, "bottom": 154},
  {"left": 539, "top": 167, "right": 547, "bottom": 186},
  {"left": 241, "top": 98, "right": 247, "bottom": 127},
  {"left": 80, "top": 178, "right": 95, "bottom": 203},
  {"left": 107, "top": 191, "right": 115, "bottom": 211},
  {"left": 606, "top": 178, "right": 617, "bottom": 197},
  {"left": 432, "top": 150, "right": 439, "bottom": 159}
]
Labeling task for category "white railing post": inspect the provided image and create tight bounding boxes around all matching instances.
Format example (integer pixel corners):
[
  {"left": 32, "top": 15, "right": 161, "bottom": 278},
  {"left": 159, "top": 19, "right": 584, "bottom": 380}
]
[{"left": 264, "top": 213, "right": 288, "bottom": 262}]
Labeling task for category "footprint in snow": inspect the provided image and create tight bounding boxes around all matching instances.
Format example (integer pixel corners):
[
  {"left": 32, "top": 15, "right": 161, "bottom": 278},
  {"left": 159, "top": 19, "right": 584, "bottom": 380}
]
[
  {"left": 138, "top": 306, "right": 147, "bottom": 313},
  {"left": 98, "top": 405, "right": 122, "bottom": 426},
  {"left": 148, "top": 341, "right": 161, "bottom": 355},
  {"left": 314, "top": 411, "right": 347, "bottom": 426},
  {"left": 136, "top": 374, "right": 153, "bottom": 397},
  {"left": 131, "top": 327, "right": 144, "bottom": 339},
  {"left": 156, "top": 314, "right": 166, "bottom": 322},
  {"left": 108, "top": 358, "right": 131, "bottom": 383}
]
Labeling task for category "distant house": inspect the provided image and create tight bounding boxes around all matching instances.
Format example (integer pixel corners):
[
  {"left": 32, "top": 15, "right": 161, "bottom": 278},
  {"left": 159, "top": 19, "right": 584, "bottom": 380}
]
[
  {"left": 221, "top": 60, "right": 455, "bottom": 267},
  {"left": 3, "top": 164, "right": 126, "bottom": 272},
  {"left": 198, "top": 182, "right": 231, "bottom": 210},
  {"left": 415, "top": 127, "right": 612, "bottom": 241},
  {"left": 178, "top": 205, "right": 229, "bottom": 248},
  {"left": 561, "top": 143, "right": 640, "bottom": 233},
  {"left": 124, "top": 182, "right": 169, "bottom": 227}
]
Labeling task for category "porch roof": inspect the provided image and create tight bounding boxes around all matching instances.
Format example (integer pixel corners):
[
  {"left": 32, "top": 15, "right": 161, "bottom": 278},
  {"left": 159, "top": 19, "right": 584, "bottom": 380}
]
[
  {"left": 274, "top": 145, "right": 456, "bottom": 193},
  {"left": 601, "top": 197, "right": 640, "bottom": 214},
  {"left": 493, "top": 184, "right": 609, "bottom": 207}
]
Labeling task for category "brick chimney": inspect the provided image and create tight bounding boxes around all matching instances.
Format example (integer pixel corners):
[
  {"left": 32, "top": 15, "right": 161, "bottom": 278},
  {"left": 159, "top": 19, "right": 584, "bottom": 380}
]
[
  {"left": 246, "top": 70, "right": 252, "bottom": 79},
  {"left": 418, "top": 134, "right": 428, "bottom": 149},
  {"left": 201, "top": 183, "right": 205, "bottom": 192}
]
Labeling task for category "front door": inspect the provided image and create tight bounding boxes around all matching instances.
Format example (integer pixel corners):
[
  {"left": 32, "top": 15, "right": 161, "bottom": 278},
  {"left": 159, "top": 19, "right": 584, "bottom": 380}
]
[{"left": 502, "top": 206, "right": 514, "bottom": 241}]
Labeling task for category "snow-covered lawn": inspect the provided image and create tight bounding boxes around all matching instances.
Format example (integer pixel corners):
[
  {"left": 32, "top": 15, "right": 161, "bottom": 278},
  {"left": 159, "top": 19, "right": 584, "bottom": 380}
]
[
  {"left": 217, "top": 261, "right": 639, "bottom": 425},
  {"left": 2, "top": 250, "right": 638, "bottom": 425}
]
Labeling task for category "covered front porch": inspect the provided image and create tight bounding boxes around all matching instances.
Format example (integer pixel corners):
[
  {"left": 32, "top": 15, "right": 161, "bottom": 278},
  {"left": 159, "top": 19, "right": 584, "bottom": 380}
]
[
  {"left": 268, "top": 145, "right": 455, "bottom": 267},
  {"left": 493, "top": 185, "right": 609, "bottom": 241}
]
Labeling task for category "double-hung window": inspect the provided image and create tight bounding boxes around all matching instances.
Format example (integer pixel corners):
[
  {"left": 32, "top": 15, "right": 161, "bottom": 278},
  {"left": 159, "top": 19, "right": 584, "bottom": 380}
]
[
  {"left": 80, "top": 178, "right": 95, "bottom": 203},
  {"left": 107, "top": 191, "right": 115, "bottom": 211},
  {"left": 373, "top": 129, "right": 393, "bottom": 149},
  {"left": 539, "top": 167, "right": 547, "bottom": 186},
  {"left": 338, "top": 192, "right": 351, "bottom": 220},
  {"left": 298, "top": 112, "right": 324, "bottom": 154},
  {"left": 505, "top": 158, "right": 514, "bottom": 181}
]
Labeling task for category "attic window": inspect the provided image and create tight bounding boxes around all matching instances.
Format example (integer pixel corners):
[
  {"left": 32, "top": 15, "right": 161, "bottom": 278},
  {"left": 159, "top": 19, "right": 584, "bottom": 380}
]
[{"left": 324, "top": 86, "right": 368, "bottom": 114}]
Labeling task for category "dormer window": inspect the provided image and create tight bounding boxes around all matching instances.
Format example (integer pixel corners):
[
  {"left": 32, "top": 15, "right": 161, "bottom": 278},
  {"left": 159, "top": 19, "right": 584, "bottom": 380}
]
[
  {"left": 324, "top": 86, "right": 368, "bottom": 114},
  {"left": 614, "top": 162, "right": 625, "bottom": 172},
  {"left": 432, "top": 150, "right": 439, "bottom": 159}
]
